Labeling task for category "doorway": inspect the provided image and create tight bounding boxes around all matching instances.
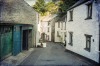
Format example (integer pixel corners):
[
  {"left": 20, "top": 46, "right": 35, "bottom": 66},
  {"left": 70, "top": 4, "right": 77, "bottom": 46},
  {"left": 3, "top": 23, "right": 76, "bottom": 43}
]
[{"left": 22, "top": 30, "right": 28, "bottom": 50}]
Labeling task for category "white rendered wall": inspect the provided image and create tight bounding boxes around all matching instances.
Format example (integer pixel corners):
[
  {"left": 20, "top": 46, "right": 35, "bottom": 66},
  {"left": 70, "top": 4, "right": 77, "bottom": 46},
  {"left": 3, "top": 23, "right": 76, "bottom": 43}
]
[
  {"left": 55, "top": 22, "right": 66, "bottom": 43},
  {"left": 66, "top": 2, "right": 99, "bottom": 63},
  {"left": 55, "top": 22, "right": 61, "bottom": 42},
  {"left": 41, "top": 21, "right": 51, "bottom": 41}
]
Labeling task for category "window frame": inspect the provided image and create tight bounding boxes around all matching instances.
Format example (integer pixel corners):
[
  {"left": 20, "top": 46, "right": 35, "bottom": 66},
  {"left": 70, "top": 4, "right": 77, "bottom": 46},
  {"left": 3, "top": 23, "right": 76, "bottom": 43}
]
[
  {"left": 68, "top": 32, "right": 73, "bottom": 46},
  {"left": 57, "top": 31, "right": 60, "bottom": 37},
  {"left": 61, "top": 22, "right": 63, "bottom": 30},
  {"left": 48, "top": 22, "right": 50, "bottom": 26},
  {"left": 84, "top": 34, "right": 92, "bottom": 52},
  {"left": 58, "top": 22, "right": 60, "bottom": 28},
  {"left": 69, "top": 10, "right": 73, "bottom": 21},
  {"left": 48, "top": 27, "right": 49, "bottom": 32},
  {"left": 85, "top": 3, "right": 92, "bottom": 20}
]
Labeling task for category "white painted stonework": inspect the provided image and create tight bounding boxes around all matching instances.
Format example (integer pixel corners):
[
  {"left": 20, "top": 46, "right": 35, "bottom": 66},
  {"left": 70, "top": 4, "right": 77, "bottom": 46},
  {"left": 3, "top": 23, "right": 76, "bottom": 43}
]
[
  {"left": 66, "top": 2, "right": 99, "bottom": 63},
  {"left": 40, "top": 21, "right": 51, "bottom": 41},
  {"left": 55, "top": 21, "right": 67, "bottom": 43},
  {"left": 40, "top": 14, "right": 57, "bottom": 41}
]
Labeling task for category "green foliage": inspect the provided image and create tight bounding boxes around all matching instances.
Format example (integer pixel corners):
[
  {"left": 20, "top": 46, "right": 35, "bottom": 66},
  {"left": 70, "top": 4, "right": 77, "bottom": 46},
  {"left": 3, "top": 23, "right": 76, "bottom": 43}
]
[
  {"left": 58, "top": 0, "right": 78, "bottom": 17},
  {"left": 33, "top": 0, "right": 78, "bottom": 16},
  {"left": 33, "top": 0, "right": 59, "bottom": 16},
  {"left": 46, "top": 2, "right": 58, "bottom": 14},
  {"left": 33, "top": 0, "right": 47, "bottom": 16}
]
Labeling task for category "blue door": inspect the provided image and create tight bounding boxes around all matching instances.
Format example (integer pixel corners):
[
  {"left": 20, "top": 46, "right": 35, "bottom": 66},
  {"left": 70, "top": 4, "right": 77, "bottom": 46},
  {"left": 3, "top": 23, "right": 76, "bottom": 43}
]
[{"left": 13, "top": 25, "right": 22, "bottom": 56}]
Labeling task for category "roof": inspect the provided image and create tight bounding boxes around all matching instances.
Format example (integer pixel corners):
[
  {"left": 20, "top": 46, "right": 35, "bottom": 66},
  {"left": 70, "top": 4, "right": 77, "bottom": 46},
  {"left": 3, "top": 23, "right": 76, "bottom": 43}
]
[
  {"left": 0, "top": 0, "right": 37, "bottom": 25},
  {"left": 67, "top": 0, "right": 94, "bottom": 10},
  {"left": 96, "top": 0, "right": 100, "bottom": 22},
  {"left": 55, "top": 15, "right": 66, "bottom": 22}
]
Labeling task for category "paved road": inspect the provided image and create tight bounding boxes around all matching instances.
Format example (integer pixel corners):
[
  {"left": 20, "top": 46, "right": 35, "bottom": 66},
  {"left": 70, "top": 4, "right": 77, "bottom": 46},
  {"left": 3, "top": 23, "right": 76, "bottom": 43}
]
[{"left": 20, "top": 42, "right": 94, "bottom": 66}]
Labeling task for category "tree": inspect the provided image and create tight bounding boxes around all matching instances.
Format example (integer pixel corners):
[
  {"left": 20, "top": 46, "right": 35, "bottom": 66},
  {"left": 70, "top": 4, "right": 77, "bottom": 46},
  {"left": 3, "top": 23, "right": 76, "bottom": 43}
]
[
  {"left": 46, "top": 2, "right": 58, "bottom": 14},
  {"left": 58, "top": 0, "right": 78, "bottom": 16},
  {"left": 33, "top": 0, "right": 47, "bottom": 16}
]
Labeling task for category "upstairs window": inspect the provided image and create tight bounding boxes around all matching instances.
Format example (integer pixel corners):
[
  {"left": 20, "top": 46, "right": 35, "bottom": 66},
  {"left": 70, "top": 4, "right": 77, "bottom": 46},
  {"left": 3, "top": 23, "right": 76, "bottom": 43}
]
[
  {"left": 69, "top": 10, "right": 73, "bottom": 21},
  {"left": 65, "top": 15, "right": 67, "bottom": 30},
  {"left": 48, "top": 27, "right": 49, "bottom": 32},
  {"left": 58, "top": 22, "right": 60, "bottom": 28},
  {"left": 85, "top": 3, "right": 92, "bottom": 19},
  {"left": 57, "top": 31, "right": 60, "bottom": 37},
  {"left": 48, "top": 22, "right": 50, "bottom": 26},
  {"left": 48, "top": 35, "right": 49, "bottom": 40},
  {"left": 84, "top": 34, "right": 92, "bottom": 52},
  {"left": 61, "top": 22, "right": 63, "bottom": 30},
  {"left": 69, "top": 32, "right": 73, "bottom": 46}
]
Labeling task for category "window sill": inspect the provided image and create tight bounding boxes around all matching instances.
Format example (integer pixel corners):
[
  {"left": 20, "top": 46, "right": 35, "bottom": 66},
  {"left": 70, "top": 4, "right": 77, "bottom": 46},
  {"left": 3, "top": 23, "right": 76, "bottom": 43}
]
[
  {"left": 85, "top": 17, "right": 92, "bottom": 20},
  {"left": 68, "top": 43, "right": 73, "bottom": 46},
  {"left": 57, "top": 35, "right": 60, "bottom": 37},
  {"left": 84, "top": 48, "right": 90, "bottom": 52},
  {"left": 68, "top": 20, "right": 73, "bottom": 22}
]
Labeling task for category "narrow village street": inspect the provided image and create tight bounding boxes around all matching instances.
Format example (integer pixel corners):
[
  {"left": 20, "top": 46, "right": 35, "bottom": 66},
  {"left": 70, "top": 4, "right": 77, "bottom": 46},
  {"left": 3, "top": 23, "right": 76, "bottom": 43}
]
[
  {"left": 0, "top": 0, "right": 100, "bottom": 65},
  {"left": 20, "top": 42, "right": 94, "bottom": 66}
]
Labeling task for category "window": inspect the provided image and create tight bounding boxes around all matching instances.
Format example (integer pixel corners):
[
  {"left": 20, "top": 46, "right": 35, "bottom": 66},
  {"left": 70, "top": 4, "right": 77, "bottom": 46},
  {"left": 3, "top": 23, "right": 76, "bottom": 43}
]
[
  {"left": 85, "top": 3, "right": 92, "bottom": 19},
  {"left": 84, "top": 34, "right": 92, "bottom": 52},
  {"left": 65, "top": 22, "right": 66, "bottom": 30},
  {"left": 57, "top": 31, "right": 60, "bottom": 37},
  {"left": 48, "top": 27, "right": 49, "bottom": 32},
  {"left": 65, "top": 15, "right": 67, "bottom": 30},
  {"left": 0, "top": 26, "right": 12, "bottom": 34},
  {"left": 69, "top": 32, "right": 73, "bottom": 46},
  {"left": 69, "top": 10, "right": 73, "bottom": 21},
  {"left": 48, "top": 22, "right": 50, "bottom": 26},
  {"left": 64, "top": 32, "right": 66, "bottom": 37},
  {"left": 48, "top": 35, "right": 49, "bottom": 40},
  {"left": 58, "top": 22, "right": 60, "bottom": 28},
  {"left": 61, "top": 22, "right": 63, "bottom": 30}
]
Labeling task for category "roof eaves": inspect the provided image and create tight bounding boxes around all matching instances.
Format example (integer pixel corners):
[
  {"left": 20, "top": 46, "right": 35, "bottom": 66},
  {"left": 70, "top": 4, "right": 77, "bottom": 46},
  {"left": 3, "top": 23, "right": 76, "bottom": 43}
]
[{"left": 67, "top": 0, "right": 93, "bottom": 11}]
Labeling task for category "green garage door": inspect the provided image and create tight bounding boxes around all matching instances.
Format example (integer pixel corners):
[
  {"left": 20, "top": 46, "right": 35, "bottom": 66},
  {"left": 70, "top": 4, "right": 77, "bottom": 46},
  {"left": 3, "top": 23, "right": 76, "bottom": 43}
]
[{"left": 0, "top": 26, "right": 13, "bottom": 60}]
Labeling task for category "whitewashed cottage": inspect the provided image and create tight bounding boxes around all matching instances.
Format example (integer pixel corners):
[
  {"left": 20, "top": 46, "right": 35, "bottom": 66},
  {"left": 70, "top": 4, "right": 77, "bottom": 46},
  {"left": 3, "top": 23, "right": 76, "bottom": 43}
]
[
  {"left": 66, "top": 0, "right": 100, "bottom": 63},
  {"left": 55, "top": 15, "right": 67, "bottom": 45},
  {"left": 40, "top": 14, "right": 57, "bottom": 41}
]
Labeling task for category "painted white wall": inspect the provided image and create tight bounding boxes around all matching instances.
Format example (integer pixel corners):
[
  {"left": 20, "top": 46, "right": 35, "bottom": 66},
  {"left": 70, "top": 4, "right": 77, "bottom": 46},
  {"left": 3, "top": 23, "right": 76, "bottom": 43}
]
[
  {"left": 36, "top": 13, "right": 41, "bottom": 46},
  {"left": 55, "top": 22, "right": 61, "bottom": 42},
  {"left": 55, "top": 21, "right": 66, "bottom": 43},
  {"left": 40, "top": 21, "right": 51, "bottom": 41},
  {"left": 66, "top": 2, "right": 99, "bottom": 63}
]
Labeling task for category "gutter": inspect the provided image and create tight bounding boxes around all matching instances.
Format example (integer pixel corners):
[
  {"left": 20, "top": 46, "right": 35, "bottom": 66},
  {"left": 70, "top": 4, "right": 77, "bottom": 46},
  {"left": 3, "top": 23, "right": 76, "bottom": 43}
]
[{"left": 67, "top": 0, "right": 93, "bottom": 11}]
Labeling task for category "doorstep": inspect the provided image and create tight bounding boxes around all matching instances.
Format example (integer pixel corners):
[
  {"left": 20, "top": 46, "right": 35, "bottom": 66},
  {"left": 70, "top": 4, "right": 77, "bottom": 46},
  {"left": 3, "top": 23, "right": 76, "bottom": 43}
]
[{"left": 0, "top": 48, "right": 34, "bottom": 66}]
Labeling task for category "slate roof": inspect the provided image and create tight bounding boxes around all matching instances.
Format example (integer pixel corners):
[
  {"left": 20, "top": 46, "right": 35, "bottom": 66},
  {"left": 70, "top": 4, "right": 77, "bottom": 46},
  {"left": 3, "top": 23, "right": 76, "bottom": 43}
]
[
  {"left": 96, "top": 0, "right": 100, "bottom": 23},
  {"left": 67, "top": 0, "right": 94, "bottom": 10},
  {"left": 0, "top": 0, "right": 37, "bottom": 25}
]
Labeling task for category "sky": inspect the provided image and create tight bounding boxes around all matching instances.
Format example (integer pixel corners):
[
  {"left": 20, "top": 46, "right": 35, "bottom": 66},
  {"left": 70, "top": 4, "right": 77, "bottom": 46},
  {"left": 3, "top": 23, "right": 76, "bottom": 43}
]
[
  {"left": 24, "top": 0, "right": 36, "bottom": 6},
  {"left": 24, "top": 0, "right": 52, "bottom": 6}
]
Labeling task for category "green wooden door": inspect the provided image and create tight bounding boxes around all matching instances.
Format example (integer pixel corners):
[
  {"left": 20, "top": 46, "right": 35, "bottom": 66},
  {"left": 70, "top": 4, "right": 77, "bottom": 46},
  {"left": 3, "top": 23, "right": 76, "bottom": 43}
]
[{"left": 0, "top": 26, "right": 13, "bottom": 59}]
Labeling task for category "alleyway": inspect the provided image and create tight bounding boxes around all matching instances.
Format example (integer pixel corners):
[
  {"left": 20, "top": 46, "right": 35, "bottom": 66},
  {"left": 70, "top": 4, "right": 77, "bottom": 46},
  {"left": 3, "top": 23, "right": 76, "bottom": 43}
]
[{"left": 20, "top": 42, "right": 94, "bottom": 66}]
